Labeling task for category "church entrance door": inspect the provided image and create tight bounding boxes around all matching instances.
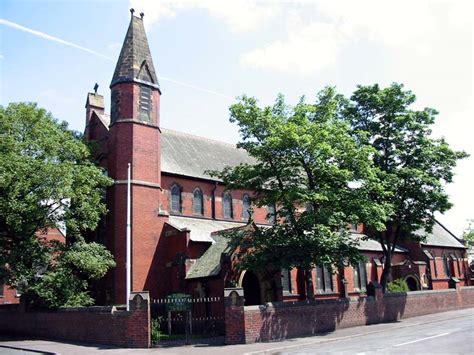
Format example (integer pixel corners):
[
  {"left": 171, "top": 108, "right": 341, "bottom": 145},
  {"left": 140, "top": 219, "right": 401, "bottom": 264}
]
[{"left": 242, "top": 271, "right": 261, "bottom": 306}]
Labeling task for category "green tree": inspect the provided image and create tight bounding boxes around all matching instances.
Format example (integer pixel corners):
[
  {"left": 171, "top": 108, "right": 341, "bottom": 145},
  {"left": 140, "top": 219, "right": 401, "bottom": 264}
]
[
  {"left": 463, "top": 219, "right": 474, "bottom": 245},
  {"left": 0, "top": 102, "right": 115, "bottom": 307},
  {"left": 211, "top": 89, "right": 389, "bottom": 298},
  {"left": 344, "top": 83, "right": 468, "bottom": 291}
]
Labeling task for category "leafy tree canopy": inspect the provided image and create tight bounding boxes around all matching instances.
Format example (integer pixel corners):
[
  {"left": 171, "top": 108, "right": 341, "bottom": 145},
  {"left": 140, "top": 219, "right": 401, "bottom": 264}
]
[
  {"left": 463, "top": 219, "right": 474, "bottom": 245},
  {"left": 211, "top": 88, "right": 390, "bottom": 297},
  {"left": 344, "top": 83, "right": 468, "bottom": 289},
  {"left": 0, "top": 103, "right": 115, "bottom": 307}
]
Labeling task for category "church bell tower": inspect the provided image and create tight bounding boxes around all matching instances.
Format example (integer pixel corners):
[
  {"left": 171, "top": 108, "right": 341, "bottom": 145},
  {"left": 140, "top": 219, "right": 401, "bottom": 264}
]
[{"left": 107, "top": 9, "right": 163, "bottom": 304}]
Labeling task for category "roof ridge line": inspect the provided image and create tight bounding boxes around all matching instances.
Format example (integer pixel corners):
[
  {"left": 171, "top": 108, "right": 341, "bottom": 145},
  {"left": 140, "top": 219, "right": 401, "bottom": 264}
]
[
  {"left": 161, "top": 127, "right": 241, "bottom": 148},
  {"left": 434, "top": 218, "right": 462, "bottom": 241}
]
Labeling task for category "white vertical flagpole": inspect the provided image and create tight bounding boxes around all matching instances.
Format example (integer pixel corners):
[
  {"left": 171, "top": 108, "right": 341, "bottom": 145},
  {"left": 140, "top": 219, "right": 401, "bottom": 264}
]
[{"left": 126, "top": 162, "right": 131, "bottom": 311}]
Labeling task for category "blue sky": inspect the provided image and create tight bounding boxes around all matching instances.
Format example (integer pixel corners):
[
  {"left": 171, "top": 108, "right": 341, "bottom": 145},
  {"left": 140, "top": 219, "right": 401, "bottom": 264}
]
[{"left": 1, "top": 0, "right": 472, "bottom": 235}]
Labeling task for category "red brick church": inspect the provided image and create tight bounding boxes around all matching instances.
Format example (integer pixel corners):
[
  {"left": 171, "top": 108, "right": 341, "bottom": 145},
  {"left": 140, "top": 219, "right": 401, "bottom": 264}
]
[{"left": 2, "top": 10, "right": 470, "bottom": 306}]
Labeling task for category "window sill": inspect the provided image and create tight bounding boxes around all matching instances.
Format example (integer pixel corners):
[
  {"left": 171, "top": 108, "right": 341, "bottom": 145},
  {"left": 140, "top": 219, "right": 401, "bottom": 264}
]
[{"left": 315, "top": 291, "right": 338, "bottom": 296}]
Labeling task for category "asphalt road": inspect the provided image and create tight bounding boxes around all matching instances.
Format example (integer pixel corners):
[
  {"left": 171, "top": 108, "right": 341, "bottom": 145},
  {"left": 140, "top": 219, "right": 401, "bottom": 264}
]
[
  {"left": 0, "top": 308, "right": 473, "bottom": 354},
  {"left": 275, "top": 312, "right": 474, "bottom": 354}
]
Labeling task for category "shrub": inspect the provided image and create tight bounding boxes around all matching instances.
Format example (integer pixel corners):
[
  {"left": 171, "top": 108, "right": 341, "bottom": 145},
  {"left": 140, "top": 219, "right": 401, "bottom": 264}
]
[
  {"left": 387, "top": 278, "right": 409, "bottom": 293},
  {"left": 150, "top": 318, "right": 162, "bottom": 344}
]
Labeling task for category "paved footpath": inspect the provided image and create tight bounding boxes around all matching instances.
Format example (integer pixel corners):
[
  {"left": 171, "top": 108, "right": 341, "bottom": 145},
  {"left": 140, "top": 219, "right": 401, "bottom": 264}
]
[{"left": 0, "top": 308, "right": 473, "bottom": 355}]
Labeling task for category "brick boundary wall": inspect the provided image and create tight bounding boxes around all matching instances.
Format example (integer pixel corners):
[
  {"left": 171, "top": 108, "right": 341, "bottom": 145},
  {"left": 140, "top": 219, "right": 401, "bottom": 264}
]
[
  {"left": 0, "top": 292, "right": 150, "bottom": 348},
  {"left": 225, "top": 285, "right": 474, "bottom": 344}
]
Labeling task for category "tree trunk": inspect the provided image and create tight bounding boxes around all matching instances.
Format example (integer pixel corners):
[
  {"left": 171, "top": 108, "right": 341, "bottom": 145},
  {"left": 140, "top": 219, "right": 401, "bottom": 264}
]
[
  {"left": 305, "top": 269, "right": 314, "bottom": 299},
  {"left": 380, "top": 252, "right": 393, "bottom": 292}
]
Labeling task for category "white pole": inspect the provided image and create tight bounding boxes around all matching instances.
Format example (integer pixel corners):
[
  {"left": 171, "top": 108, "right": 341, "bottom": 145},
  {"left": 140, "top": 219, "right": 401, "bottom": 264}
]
[{"left": 126, "top": 162, "right": 131, "bottom": 311}]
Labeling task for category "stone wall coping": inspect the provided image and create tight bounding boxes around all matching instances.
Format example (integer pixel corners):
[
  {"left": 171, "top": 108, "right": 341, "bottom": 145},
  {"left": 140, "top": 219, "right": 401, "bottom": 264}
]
[
  {"left": 21, "top": 306, "right": 115, "bottom": 314},
  {"left": 130, "top": 291, "right": 150, "bottom": 301},
  {"left": 242, "top": 288, "right": 465, "bottom": 311},
  {"left": 244, "top": 297, "right": 353, "bottom": 311},
  {"left": 383, "top": 289, "right": 455, "bottom": 298},
  {"left": 224, "top": 287, "right": 244, "bottom": 297},
  {"left": 460, "top": 286, "right": 474, "bottom": 290}
]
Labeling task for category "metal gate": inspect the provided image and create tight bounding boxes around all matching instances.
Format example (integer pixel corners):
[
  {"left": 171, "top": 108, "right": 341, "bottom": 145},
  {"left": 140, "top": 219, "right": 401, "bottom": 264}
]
[{"left": 151, "top": 295, "right": 224, "bottom": 345}]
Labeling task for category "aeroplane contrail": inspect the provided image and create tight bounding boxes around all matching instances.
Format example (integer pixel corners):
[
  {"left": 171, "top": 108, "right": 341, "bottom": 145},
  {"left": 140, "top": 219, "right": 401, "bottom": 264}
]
[{"left": 0, "top": 18, "right": 233, "bottom": 100}]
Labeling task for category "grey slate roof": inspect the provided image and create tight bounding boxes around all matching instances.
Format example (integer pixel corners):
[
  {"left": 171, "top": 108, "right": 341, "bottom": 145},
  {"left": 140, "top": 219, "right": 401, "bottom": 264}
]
[
  {"left": 185, "top": 235, "right": 230, "bottom": 280},
  {"left": 417, "top": 220, "right": 464, "bottom": 248},
  {"left": 349, "top": 233, "right": 408, "bottom": 253},
  {"left": 167, "top": 216, "right": 248, "bottom": 243},
  {"left": 161, "top": 128, "right": 255, "bottom": 180},
  {"left": 95, "top": 112, "right": 110, "bottom": 129},
  {"left": 110, "top": 14, "right": 159, "bottom": 90}
]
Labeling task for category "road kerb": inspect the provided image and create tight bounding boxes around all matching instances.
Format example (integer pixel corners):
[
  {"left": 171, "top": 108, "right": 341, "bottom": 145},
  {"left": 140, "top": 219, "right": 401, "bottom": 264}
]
[{"left": 243, "top": 312, "right": 473, "bottom": 355}]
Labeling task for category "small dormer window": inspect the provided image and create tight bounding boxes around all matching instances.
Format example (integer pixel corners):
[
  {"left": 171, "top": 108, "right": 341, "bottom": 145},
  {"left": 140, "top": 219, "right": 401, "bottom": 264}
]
[{"left": 139, "top": 85, "right": 152, "bottom": 122}]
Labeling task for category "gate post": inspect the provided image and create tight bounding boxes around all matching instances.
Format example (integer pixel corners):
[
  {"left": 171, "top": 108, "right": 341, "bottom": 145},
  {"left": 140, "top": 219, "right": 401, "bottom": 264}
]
[
  {"left": 127, "top": 292, "right": 151, "bottom": 348},
  {"left": 224, "top": 287, "right": 246, "bottom": 345}
]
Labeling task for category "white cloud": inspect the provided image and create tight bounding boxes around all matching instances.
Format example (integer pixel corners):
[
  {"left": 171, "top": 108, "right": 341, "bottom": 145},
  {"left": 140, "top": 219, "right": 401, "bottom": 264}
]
[
  {"left": 0, "top": 54, "right": 4, "bottom": 59},
  {"left": 129, "top": 0, "right": 280, "bottom": 33},
  {"left": 241, "top": 21, "right": 349, "bottom": 74},
  {"left": 239, "top": 0, "right": 472, "bottom": 75},
  {"left": 311, "top": 0, "right": 436, "bottom": 46}
]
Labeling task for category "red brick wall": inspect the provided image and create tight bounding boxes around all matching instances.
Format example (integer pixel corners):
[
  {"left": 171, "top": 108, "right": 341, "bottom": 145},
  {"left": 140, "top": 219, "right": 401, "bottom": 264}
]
[
  {"left": 284, "top": 251, "right": 408, "bottom": 300},
  {"left": 0, "top": 293, "right": 150, "bottom": 348},
  {"left": 228, "top": 287, "right": 474, "bottom": 344},
  {"left": 107, "top": 80, "right": 164, "bottom": 304},
  {"left": 85, "top": 112, "right": 109, "bottom": 167},
  {"left": 0, "top": 287, "right": 18, "bottom": 305},
  {"left": 161, "top": 174, "right": 274, "bottom": 225}
]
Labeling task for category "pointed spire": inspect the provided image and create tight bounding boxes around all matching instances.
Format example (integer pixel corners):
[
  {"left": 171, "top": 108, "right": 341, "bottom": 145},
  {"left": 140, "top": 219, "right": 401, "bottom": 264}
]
[{"left": 110, "top": 10, "right": 160, "bottom": 91}]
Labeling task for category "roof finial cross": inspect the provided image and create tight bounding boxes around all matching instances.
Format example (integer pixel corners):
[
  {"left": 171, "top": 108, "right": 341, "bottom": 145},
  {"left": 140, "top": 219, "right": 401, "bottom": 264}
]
[
  {"left": 130, "top": 8, "right": 135, "bottom": 17},
  {"left": 93, "top": 83, "right": 99, "bottom": 95},
  {"left": 140, "top": 12, "right": 144, "bottom": 19}
]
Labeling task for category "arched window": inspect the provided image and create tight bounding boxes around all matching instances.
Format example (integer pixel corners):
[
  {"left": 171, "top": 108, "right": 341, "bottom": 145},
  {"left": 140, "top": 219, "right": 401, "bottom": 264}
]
[
  {"left": 353, "top": 261, "right": 367, "bottom": 291},
  {"left": 316, "top": 265, "right": 333, "bottom": 293},
  {"left": 242, "top": 194, "right": 251, "bottom": 220},
  {"left": 193, "top": 188, "right": 203, "bottom": 215},
  {"left": 223, "top": 192, "right": 233, "bottom": 219},
  {"left": 443, "top": 255, "right": 451, "bottom": 278},
  {"left": 170, "top": 184, "right": 181, "bottom": 213},
  {"left": 267, "top": 204, "right": 276, "bottom": 224}
]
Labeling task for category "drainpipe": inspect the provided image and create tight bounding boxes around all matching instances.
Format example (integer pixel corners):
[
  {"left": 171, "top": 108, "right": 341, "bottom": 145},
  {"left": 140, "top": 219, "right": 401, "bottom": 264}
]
[{"left": 211, "top": 182, "right": 218, "bottom": 219}]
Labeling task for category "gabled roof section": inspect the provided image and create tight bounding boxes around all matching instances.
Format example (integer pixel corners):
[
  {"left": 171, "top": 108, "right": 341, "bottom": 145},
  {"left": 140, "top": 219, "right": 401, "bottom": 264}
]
[
  {"left": 349, "top": 232, "right": 408, "bottom": 253},
  {"left": 90, "top": 111, "right": 110, "bottom": 130},
  {"left": 417, "top": 220, "right": 465, "bottom": 249},
  {"left": 185, "top": 234, "right": 230, "bottom": 279},
  {"left": 167, "top": 216, "right": 261, "bottom": 244},
  {"left": 161, "top": 128, "right": 255, "bottom": 180},
  {"left": 110, "top": 12, "right": 160, "bottom": 91}
]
